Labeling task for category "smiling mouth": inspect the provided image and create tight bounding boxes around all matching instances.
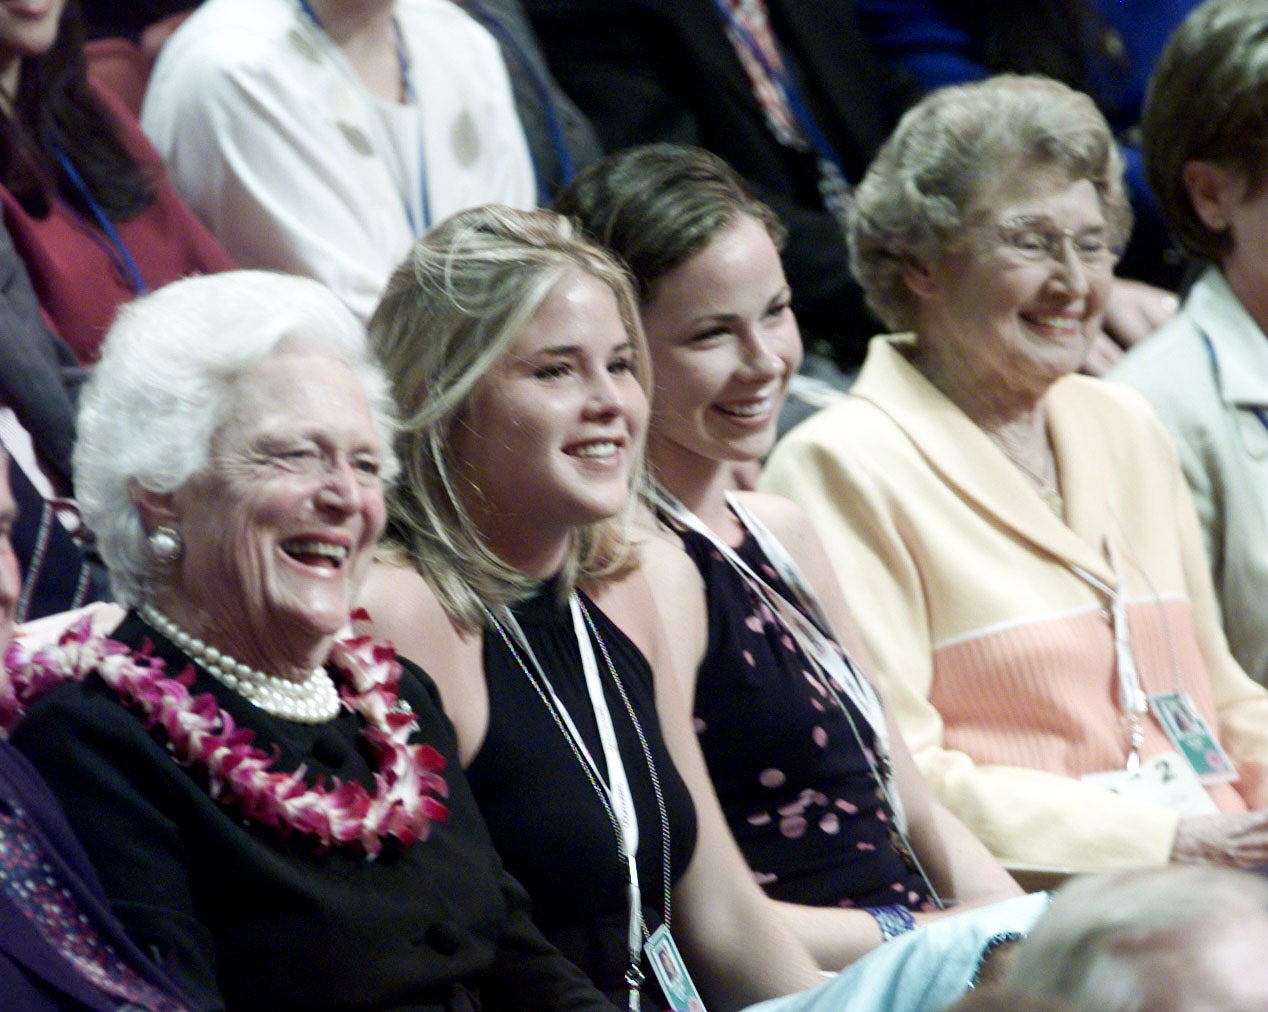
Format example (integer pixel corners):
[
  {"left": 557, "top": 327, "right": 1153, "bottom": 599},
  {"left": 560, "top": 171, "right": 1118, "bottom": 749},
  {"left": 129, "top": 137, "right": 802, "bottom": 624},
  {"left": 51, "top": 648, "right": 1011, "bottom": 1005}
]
[
  {"left": 1023, "top": 313, "right": 1083, "bottom": 334},
  {"left": 717, "top": 395, "right": 777, "bottom": 419},
  {"left": 568, "top": 440, "right": 620, "bottom": 459},
  {"left": 281, "top": 540, "right": 349, "bottom": 569},
  {"left": 3, "top": 0, "right": 53, "bottom": 16}
]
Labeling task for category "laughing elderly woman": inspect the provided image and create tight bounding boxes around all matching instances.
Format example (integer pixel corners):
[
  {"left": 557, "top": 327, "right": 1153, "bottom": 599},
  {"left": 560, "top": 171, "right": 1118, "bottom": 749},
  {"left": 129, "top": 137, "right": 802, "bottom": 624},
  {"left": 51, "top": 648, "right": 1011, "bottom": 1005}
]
[
  {"left": 762, "top": 75, "right": 1268, "bottom": 876},
  {"left": 4, "top": 270, "right": 614, "bottom": 1011}
]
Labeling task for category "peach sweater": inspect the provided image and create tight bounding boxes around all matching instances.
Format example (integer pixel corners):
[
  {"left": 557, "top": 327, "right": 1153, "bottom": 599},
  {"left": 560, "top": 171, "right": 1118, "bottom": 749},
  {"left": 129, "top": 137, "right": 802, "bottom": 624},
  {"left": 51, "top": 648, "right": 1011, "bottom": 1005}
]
[{"left": 762, "top": 337, "right": 1268, "bottom": 870}]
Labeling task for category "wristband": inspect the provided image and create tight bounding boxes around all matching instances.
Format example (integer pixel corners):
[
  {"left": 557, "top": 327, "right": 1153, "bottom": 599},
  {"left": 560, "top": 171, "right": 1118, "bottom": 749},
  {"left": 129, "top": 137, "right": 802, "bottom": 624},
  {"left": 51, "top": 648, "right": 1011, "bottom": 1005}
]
[{"left": 863, "top": 903, "right": 917, "bottom": 942}]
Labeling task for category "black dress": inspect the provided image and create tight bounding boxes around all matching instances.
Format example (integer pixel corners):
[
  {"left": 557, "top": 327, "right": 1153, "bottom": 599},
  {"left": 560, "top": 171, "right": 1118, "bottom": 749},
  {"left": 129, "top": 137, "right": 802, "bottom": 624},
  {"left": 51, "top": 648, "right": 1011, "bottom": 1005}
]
[
  {"left": 468, "top": 584, "right": 698, "bottom": 1010},
  {"left": 12, "top": 611, "right": 610, "bottom": 1012},
  {"left": 676, "top": 522, "right": 933, "bottom": 911}
]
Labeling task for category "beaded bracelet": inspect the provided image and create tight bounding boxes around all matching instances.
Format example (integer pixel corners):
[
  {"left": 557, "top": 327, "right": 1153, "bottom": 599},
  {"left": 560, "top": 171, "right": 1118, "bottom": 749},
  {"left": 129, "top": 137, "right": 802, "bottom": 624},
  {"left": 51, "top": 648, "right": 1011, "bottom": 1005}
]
[{"left": 863, "top": 904, "right": 917, "bottom": 942}]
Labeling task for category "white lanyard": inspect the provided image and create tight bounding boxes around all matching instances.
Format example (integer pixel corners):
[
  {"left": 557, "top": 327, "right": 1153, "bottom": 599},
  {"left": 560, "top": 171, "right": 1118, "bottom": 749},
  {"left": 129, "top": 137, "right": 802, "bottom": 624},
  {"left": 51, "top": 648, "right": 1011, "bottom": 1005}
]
[
  {"left": 492, "top": 596, "right": 645, "bottom": 1012},
  {"left": 650, "top": 485, "right": 903, "bottom": 833},
  {"left": 1069, "top": 549, "right": 1148, "bottom": 772}
]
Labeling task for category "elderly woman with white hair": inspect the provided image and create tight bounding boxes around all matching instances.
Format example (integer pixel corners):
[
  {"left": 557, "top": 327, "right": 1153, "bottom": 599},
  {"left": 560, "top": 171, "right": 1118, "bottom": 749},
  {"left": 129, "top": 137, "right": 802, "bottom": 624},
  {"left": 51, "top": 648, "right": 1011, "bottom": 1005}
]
[{"left": 4, "top": 270, "right": 617, "bottom": 1011}]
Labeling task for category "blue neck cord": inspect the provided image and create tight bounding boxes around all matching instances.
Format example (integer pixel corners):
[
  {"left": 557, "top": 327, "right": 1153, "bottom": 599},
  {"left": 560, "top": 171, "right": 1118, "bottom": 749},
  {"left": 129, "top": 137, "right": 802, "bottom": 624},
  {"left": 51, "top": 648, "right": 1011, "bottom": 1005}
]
[{"left": 52, "top": 145, "right": 148, "bottom": 296}]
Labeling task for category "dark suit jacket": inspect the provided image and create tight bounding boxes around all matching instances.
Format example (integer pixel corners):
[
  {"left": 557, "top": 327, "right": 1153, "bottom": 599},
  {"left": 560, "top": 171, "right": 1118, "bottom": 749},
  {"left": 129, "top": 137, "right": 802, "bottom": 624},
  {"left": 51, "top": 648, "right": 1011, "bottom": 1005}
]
[
  {"left": 0, "top": 222, "right": 106, "bottom": 621},
  {"left": 0, "top": 742, "right": 191, "bottom": 1011},
  {"left": 81, "top": 0, "right": 201, "bottom": 41},
  {"left": 524, "top": 0, "right": 917, "bottom": 368},
  {"left": 0, "top": 223, "right": 82, "bottom": 493},
  {"left": 457, "top": 0, "right": 603, "bottom": 202}
]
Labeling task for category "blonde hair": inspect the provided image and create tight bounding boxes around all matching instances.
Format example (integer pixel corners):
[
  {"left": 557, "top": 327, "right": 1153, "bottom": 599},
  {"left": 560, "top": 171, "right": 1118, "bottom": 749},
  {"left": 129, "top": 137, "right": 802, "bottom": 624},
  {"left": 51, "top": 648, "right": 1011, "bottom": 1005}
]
[{"left": 369, "top": 205, "right": 651, "bottom": 627}]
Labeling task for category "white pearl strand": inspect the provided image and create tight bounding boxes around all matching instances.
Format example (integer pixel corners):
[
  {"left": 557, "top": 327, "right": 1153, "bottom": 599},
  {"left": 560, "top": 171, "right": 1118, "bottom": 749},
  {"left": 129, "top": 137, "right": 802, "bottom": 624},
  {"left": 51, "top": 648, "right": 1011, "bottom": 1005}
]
[{"left": 139, "top": 604, "right": 342, "bottom": 724}]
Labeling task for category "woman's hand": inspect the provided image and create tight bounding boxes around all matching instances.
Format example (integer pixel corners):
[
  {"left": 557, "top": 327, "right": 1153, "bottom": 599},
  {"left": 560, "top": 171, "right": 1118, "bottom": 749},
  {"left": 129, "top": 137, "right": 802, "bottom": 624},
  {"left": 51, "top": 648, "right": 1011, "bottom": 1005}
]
[
  {"left": 1103, "top": 278, "right": 1180, "bottom": 349},
  {"left": 1082, "top": 278, "right": 1179, "bottom": 376},
  {"left": 1172, "top": 810, "right": 1268, "bottom": 867}
]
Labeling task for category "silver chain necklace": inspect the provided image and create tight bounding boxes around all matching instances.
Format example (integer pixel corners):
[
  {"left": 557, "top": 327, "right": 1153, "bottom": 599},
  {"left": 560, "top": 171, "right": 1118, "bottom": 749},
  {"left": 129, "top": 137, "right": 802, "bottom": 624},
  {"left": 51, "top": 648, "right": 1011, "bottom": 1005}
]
[{"left": 489, "top": 595, "right": 672, "bottom": 1006}]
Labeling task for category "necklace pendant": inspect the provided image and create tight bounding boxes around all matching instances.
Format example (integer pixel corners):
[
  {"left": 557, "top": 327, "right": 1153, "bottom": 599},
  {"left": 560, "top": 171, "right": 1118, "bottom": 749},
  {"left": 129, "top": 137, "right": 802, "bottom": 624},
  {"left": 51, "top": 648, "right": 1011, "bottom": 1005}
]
[{"left": 887, "top": 817, "right": 918, "bottom": 871}]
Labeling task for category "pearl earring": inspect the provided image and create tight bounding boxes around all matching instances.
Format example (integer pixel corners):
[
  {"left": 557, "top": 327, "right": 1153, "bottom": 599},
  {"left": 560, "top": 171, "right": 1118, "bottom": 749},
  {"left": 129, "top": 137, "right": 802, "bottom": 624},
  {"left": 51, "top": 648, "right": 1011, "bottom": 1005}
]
[{"left": 148, "top": 526, "right": 184, "bottom": 566}]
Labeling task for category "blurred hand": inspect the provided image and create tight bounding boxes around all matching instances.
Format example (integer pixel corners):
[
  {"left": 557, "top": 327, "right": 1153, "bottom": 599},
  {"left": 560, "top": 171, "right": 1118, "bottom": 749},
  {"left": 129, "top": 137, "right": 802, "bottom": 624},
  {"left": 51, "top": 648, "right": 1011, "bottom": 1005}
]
[
  {"left": 1102, "top": 277, "right": 1179, "bottom": 351},
  {"left": 1172, "top": 810, "right": 1268, "bottom": 868},
  {"left": 1081, "top": 330, "right": 1125, "bottom": 376}
]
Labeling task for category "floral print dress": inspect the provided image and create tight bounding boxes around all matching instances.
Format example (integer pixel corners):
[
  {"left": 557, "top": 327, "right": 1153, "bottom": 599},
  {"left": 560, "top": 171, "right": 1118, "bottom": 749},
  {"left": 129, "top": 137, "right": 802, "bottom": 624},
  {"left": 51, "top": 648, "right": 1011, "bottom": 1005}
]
[{"left": 674, "top": 516, "right": 933, "bottom": 911}]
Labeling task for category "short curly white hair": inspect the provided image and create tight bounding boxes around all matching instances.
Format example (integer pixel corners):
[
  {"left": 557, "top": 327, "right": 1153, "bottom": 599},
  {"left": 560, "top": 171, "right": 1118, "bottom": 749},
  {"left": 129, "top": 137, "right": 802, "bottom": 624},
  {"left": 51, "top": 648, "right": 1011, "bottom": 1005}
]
[{"left": 73, "top": 270, "right": 398, "bottom": 605}]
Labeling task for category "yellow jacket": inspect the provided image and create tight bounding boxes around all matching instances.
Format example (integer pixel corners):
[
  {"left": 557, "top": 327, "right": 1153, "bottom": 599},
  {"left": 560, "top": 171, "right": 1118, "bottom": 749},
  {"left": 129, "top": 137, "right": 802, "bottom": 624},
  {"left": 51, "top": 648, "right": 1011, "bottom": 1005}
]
[{"left": 762, "top": 336, "right": 1268, "bottom": 870}]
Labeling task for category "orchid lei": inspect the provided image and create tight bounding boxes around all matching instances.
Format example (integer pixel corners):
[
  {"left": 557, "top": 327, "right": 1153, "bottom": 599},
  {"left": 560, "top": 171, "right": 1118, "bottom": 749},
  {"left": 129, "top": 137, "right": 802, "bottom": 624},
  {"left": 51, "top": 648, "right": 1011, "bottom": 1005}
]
[{"left": 1, "top": 610, "right": 449, "bottom": 859}]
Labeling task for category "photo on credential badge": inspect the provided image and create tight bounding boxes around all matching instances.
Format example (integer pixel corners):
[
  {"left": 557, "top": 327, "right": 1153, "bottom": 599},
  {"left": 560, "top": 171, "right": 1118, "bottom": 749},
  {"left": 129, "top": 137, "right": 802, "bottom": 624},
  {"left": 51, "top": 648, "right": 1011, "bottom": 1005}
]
[
  {"left": 647, "top": 924, "right": 707, "bottom": 1012},
  {"left": 1151, "top": 691, "right": 1237, "bottom": 783}
]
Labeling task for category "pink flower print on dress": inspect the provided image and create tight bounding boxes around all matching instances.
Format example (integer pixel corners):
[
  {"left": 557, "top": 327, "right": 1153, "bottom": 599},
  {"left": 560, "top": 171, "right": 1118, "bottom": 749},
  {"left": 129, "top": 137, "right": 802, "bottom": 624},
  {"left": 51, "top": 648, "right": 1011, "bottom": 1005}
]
[{"left": 780, "top": 815, "right": 808, "bottom": 838}]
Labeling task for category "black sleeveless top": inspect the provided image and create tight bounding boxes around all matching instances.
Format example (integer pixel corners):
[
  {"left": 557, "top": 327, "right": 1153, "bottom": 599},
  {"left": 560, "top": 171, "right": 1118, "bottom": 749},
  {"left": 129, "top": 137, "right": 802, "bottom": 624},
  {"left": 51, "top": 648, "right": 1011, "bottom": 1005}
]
[
  {"left": 467, "top": 583, "right": 698, "bottom": 1009},
  {"left": 676, "top": 522, "right": 932, "bottom": 911}
]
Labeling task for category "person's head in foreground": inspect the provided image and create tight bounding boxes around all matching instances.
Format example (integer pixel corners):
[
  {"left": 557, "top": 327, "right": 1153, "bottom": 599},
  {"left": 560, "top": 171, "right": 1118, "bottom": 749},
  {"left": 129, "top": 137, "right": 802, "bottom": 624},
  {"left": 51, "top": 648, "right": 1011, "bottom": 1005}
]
[
  {"left": 1005, "top": 866, "right": 1268, "bottom": 1011},
  {"left": 75, "top": 268, "right": 397, "bottom": 702}
]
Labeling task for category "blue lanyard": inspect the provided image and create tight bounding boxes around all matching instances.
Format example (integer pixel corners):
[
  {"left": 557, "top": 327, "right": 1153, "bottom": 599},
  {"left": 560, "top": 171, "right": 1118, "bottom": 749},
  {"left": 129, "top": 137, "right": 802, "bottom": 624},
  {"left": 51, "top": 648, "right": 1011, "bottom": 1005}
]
[
  {"left": 1201, "top": 333, "right": 1268, "bottom": 433},
  {"left": 296, "top": 0, "right": 430, "bottom": 235},
  {"left": 708, "top": 0, "right": 846, "bottom": 177},
  {"left": 458, "top": 0, "right": 574, "bottom": 202},
  {"left": 52, "top": 146, "right": 148, "bottom": 296}
]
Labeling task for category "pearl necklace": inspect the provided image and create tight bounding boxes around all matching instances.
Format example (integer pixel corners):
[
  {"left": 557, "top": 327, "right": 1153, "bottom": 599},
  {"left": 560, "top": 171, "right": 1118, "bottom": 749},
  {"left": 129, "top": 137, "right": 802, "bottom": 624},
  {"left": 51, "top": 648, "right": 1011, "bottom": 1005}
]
[{"left": 139, "top": 605, "right": 341, "bottom": 724}]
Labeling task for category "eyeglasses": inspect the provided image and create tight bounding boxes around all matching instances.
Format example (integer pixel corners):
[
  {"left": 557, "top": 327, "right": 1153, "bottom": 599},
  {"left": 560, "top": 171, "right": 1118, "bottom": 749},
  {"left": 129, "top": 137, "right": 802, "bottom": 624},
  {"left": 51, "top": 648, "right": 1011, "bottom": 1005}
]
[{"left": 985, "top": 216, "right": 1119, "bottom": 268}]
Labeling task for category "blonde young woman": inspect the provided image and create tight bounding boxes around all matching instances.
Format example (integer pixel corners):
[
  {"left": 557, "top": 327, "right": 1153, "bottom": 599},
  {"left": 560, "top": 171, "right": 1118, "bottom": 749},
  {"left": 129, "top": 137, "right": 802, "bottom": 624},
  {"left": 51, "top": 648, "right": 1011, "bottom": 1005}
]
[
  {"left": 362, "top": 202, "right": 1048, "bottom": 1012},
  {"left": 359, "top": 205, "right": 826, "bottom": 1012}
]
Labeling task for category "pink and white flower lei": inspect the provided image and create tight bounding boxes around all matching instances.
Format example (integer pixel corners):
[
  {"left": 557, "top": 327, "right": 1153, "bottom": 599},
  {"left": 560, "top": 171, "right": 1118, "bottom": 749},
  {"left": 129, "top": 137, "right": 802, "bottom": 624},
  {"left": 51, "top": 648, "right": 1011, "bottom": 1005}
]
[{"left": 1, "top": 609, "right": 449, "bottom": 859}]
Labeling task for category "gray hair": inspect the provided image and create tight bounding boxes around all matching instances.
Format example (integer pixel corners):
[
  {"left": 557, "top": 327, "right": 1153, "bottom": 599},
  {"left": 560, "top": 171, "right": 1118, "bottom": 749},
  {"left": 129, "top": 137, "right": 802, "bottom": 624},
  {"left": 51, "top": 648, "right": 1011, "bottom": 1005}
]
[
  {"left": 1006, "top": 866, "right": 1268, "bottom": 1010},
  {"left": 369, "top": 204, "right": 649, "bottom": 629},
  {"left": 74, "top": 269, "right": 398, "bottom": 606},
  {"left": 849, "top": 74, "right": 1132, "bottom": 331}
]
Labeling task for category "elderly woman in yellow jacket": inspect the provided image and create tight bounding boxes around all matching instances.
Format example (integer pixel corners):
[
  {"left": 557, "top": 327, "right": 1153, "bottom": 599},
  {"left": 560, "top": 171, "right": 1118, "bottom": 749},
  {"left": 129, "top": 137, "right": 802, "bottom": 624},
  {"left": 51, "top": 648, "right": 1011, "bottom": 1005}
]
[{"left": 762, "top": 74, "right": 1268, "bottom": 875}]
